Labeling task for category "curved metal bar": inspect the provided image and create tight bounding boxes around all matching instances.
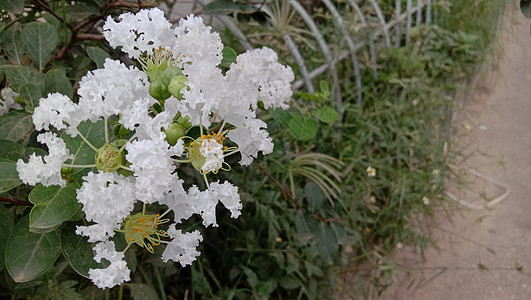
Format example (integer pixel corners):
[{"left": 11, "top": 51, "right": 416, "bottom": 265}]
[
  {"left": 369, "top": 0, "right": 391, "bottom": 48},
  {"left": 289, "top": 0, "right": 343, "bottom": 126},
  {"left": 322, "top": 0, "right": 362, "bottom": 105},
  {"left": 395, "top": 0, "right": 402, "bottom": 47},
  {"left": 427, "top": 0, "right": 432, "bottom": 25},
  {"left": 346, "top": 0, "right": 378, "bottom": 78},
  {"left": 406, "top": 0, "right": 412, "bottom": 44},
  {"left": 194, "top": 0, "right": 253, "bottom": 51},
  {"left": 416, "top": 0, "right": 422, "bottom": 26},
  {"left": 283, "top": 34, "right": 315, "bottom": 94}
]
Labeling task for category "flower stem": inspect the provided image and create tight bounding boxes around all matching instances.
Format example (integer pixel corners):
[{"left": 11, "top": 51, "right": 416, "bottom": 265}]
[
  {"left": 104, "top": 116, "right": 109, "bottom": 144},
  {"left": 203, "top": 173, "right": 210, "bottom": 188},
  {"left": 172, "top": 158, "right": 191, "bottom": 163},
  {"left": 119, "top": 165, "right": 133, "bottom": 172},
  {"left": 119, "top": 133, "right": 137, "bottom": 152},
  {"left": 159, "top": 207, "right": 172, "bottom": 219},
  {"left": 118, "top": 284, "right": 124, "bottom": 300},
  {"left": 77, "top": 131, "right": 99, "bottom": 152},
  {"left": 62, "top": 163, "right": 97, "bottom": 168}
]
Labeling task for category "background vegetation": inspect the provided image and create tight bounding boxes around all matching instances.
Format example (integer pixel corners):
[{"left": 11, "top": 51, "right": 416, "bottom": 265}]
[{"left": 0, "top": 0, "right": 505, "bottom": 299}]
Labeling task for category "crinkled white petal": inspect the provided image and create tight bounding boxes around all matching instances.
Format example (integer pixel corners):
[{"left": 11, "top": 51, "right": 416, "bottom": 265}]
[
  {"left": 77, "top": 59, "right": 150, "bottom": 121},
  {"left": 227, "top": 118, "right": 273, "bottom": 166},
  {"left": 88, "top": 241, "right": 130, "bottom": 289},
  {"left": 16, "top": 132, "right": 73, "bottom": 187},
  {"left": 209, "top": 181, "right": 242, "bottom": 219},
  {"left": 126, "top": 135, "right": 182, "bottom": 203},
  {"left": 32, "top": 93, "right": 78, "bottom": 131},
  {"left": 158, "top": 178, "right": 196, "bottom": 223},
  {"left": 0, "top": 87, "right": 22, "bottom": 116},
  {"left": 161, "top": 225, "right": 202, "bottom": 266},
  {"left": 200, "top": 139, "right": 224, "bottom": 173},
  {"left": 103, "top": 8, "right": 174, "bottom": 59},
  {"left": 76, "top": 172, "right": 136, "bottom": 242}
]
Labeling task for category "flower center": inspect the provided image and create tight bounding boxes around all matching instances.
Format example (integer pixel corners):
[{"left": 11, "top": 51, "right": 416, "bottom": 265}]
[
  {"left": 95, "top": 143, "right": 125, "bottom": 172},
  {"left": 188, "top": 132, "right": 228, "bottom": 173},
  {"left": 123, "top": 213, "right": 169, "bottom": 253}
]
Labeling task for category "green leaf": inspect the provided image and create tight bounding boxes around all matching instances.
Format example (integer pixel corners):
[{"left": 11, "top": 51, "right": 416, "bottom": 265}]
[
  {"left": 0, "top": 0, "right": 24, "bottom": 14},
  {"left": 203, "top": 0, "right": 245, "bottom": 15},
  {"left": 0, "top": 27, "right": 24, "bottom": 64},
  {"left": 0, "top": 110, "right": 34, "bottom": 142},
  {"left": 0, "top": 158, "right": 23, "bottom": 193},
  {"left": 271, "top": 107, "right": 292, "bottom": 128},
  {"left": 304, "top": 182, "right": 325, "bottom": 212},
  {"left": 62, "top": 119, "right": 105, "bottom": 167},
  {"left": 522, "top": 0, "right": 531, "bottom": 18},
  {"left": 21, "top": 22, "right": 59, "bottom": 71},
  {"left": 299, "top": 92, "right": 319, "bottom": 102},
  {"left": 5, "top": 65, "right": 45, "bottom": 92},
  {"left": 5, "top": 215, "right": 62, "bottom": 283},
  {"left": 62, "top": 224, "right": 108, "bottom": 278},
  {"left": 220, "top": 46, "right": 237, "bottom": 68},
  {"left": 86, "top": 46, "right": 110, "bottom": 69},
  {"left": 45, "top": 69, "right": 73, "bottom": 99},
  {"left": 314, "top": 106, "right": 338, "bottom": 124},
  {"left": 19, "top": 83, "right": 43, "bottom": 108},
  {"left": 289, "top": 115, "right": 317, "bottom": 141},
  {"left": 316, "top": 223, "right": 338, "bottom": 264},
  {"left": 0, "top": 22, "right": 5, "bottom": 33},
  {"left": 0, "top": 204, "right": 15, "bottom": 272},
  {"left": 319, "top": 80, "right": 329, "bottom": 96},
  {"left": 127, "top": 283, "right": 160, "bottom": 300},
  {"left": 0, "top": 139, "right": 25, "bottom": 161},
  {"left": 29, "top": 183, "right": 80, "bottom": 233}
]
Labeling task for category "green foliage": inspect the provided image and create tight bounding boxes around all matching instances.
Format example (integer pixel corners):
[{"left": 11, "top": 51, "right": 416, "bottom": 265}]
[{"left": 522, "top": 0, "right": 531, "bottom": 18}]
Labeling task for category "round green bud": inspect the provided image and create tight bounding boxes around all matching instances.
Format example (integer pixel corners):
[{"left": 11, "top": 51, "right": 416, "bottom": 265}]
[
  {"left": 95, "top": 143, "right": 126, "bottom": 172},
  {"left": 164, "top": 123, "right": 186, "bottom": 146}
]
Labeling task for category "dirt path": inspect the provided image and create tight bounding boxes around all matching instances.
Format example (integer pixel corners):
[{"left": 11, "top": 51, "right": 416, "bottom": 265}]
[{"left": 380, "top": 2, "right": 531, "bottom": 299}]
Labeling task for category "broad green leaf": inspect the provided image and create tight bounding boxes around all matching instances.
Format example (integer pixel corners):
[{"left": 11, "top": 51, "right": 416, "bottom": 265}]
[
  {"left": 522, "top": 0, "right": 531, "bottom": 18},
  {"left": 220, "top": 46, "right": 237, "bottom": 68},
  {"left": 294, "top": 210, "right": 312, "bottom": 241},
  {"left": 86, "top": 46, "right": 110, "bottom": 69},
  {"left": 0, "top": 27, "right": 25, "bottom": 64},
  {"left": 5, "top": 216, "right": 62, "bottom": 283},
  {"left": 5, "top": 65, "right": 45, "bottom": 92},
  {"left": 0, "top": 0, "right": 24, "bottom": 14},
  {"left": 304, "top": 182, "right": 325, "bottom": 212},
  {"left": 29, "top": 183, "right": 80, "bottom": 233},
  {"left": 45, "top": 69, "right": 73, "bottom": 99},
  {"left": 0, "top": 139, "right": 25, "bottom": 161},
  {"left": 62, "top": 224, "right": 109, "bottom": 278},
  {"left": 62, "top": 119, "right": 105, "bottom": 167},
  {"left": 0, "top": 158, "right": 23, "bottom": 193},
  {"left": 127, "top": 283, "right": 160, "bottom": 300},
  {"left": 19, "top": 83, "right": 43, "bottom": 108},
  {"left": 316, "top": 223, "right": 338, "bottom": 264},
  {"left": 0, "top": 204, "right": 15, "bottom": 272},
  {"left": 314, "top": 106, "right": 338, "bottom": 124},
  {"left": 21, "top": 22, "right": 59, "bottom": 71},
  {"left": 203, "top": 0, "right": 245, "bottom": 15},
  {"left": 0, "top": 110, "right": 34, "bottom": 142},
  {"left": 271, "top": 108, "right": 292, "bottom": 128},
  {"left": 289, "top": 115, "right": 317, "bottom": 141},
  {"left": 319, "top": 80, "right": 329, "bottom": 96}
]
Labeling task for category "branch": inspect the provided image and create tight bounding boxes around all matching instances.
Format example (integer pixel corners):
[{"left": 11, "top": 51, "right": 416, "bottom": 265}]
[
  {"left": 256, "top": 163, "right": 302, "bottom": 208},
  {"left": 76, "top": 33, "right": 106, "bottom": 41},
  {"left": 0, "top": 196, "right": 33, "bottom": 207}
]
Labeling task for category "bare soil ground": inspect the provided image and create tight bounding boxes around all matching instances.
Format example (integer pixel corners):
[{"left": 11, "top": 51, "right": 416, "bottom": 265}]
[{"left": 379, "top": 2, "right": 531, "bottom": 299}]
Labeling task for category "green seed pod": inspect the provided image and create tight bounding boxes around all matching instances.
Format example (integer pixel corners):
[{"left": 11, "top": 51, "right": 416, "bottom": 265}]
[
  {"left": 95, "top": 143, "right": 126, "bottom": 172},
  {"left": 164, "top": 123, "right": 186, "bottom": 146}
]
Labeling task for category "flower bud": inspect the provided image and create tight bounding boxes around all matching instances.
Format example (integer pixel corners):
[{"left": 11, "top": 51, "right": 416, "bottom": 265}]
[{"left": 95, "top": 143, "right": 126, "bottom": 172}]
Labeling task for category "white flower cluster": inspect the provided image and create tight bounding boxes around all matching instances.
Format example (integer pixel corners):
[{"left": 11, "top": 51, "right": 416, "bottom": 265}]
[
  {"left": 15, "top": 8, "right": 293, "bottom": 289},
  {"left": 0, "top": 87, "right": 23, "bottom": 116}
]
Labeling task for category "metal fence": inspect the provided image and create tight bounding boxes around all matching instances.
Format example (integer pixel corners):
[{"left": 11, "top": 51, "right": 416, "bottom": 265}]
[{"left": 167, "top": 0, "right": 439, "bottom": 116}]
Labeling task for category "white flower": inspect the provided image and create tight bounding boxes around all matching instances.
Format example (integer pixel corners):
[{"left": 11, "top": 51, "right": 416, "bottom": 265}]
[
  {"left": 88, "top": 241, "right": 130, "bottom": 289},
  {"left": 366, "top": 166, "right": 376, "bottom": 177},
  {"left": 0, "top": 87, "right": 22, "bottom": 116},
  {"left": 161, "top": 226, "right": 202, "bottom": 266},
  {"left": 32, "top": 93, "right": 78, "bottom": 131},
  {"left": 126, "top": 135, "right": 183, "bottom": 203},
  {"left": 227, "top": 117, "right": 273, "bottom": 166},
  {"left": 16, "top": 132, "right": 73, "bottom": 187},
  {"left": 200, "top": 138, "right": 224, "bottom": 173},
  {"left": 423, "top": 196, "right": 430, "bottom": 205},
  {"left": 75, "top": 172, "right": 136, "bottom": 242}
]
